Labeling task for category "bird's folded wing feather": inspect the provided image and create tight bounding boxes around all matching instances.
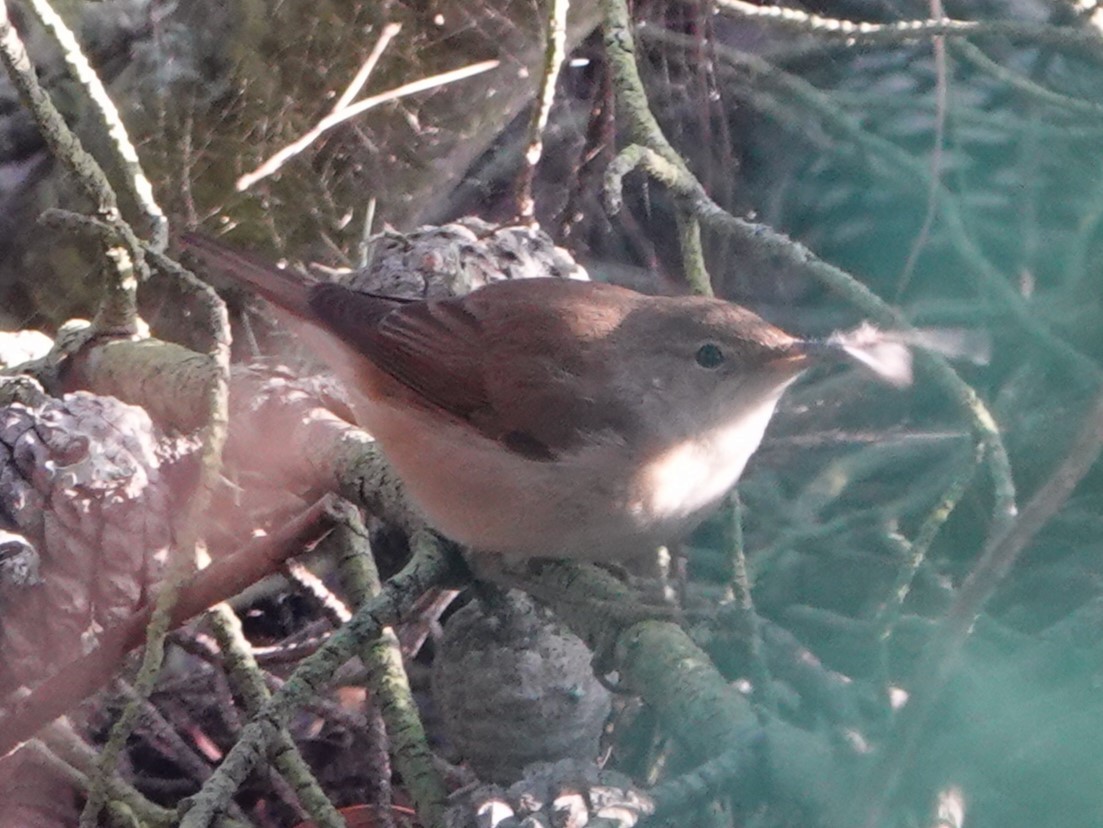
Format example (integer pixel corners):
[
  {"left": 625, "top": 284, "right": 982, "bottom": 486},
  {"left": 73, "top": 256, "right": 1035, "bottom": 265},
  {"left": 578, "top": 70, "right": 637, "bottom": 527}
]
[{"left": 309, "top": 282, "right": 640, "bottom": 460}]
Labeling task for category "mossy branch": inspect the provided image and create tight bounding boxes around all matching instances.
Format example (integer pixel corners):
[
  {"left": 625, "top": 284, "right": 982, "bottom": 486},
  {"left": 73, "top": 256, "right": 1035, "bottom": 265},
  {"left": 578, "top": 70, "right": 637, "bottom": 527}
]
[
  {"left": 178, "top": 533, "right": 467, "bottom": 828},
  {"left": 208, "top": 603, "right": 345, "bottom": 828},
  {"left": 333, "top": 507, "right": 450, "bottom": 828},
  {"left": 0, "top": 0, "right": 144, "bottom": 334},
  {"left": 600, "top": 0, "right": 711, "bottom": 295},
  {"left": 715, "top": 0, "right": 1103, "bottom": 56}
]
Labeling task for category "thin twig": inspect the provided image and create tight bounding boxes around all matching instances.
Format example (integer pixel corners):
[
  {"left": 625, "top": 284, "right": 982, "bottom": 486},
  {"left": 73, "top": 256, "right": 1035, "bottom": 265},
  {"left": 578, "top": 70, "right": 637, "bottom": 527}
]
[
  {"left": 871, "top": 447, "right": 982, "bottom": 694},
  {"left": 722, "top": 493, "right": 773, "bottom": 710},
  {"left": 236, "top": 58, "right": 499, "bottom": 191},
  {"left": 517, "top": 0, "right": 569, "bottom": 221},
  {"left": 950, "top": 39, "right": 1103, "bottom": 117},
  {"left": 875, "top": 451, "right": 981, "bottom": 636},
  {"left": 896, "top": 0, "right": 949, "bottom": 299},
  {"left": 357, "top": 196, "right": 378, "bottom": 270},
  {"left": 337, "top": 23, "right": 403, "bottom": 111},
  {"left": 715, "top": 0, "right": 1103, "bottom": 54}
]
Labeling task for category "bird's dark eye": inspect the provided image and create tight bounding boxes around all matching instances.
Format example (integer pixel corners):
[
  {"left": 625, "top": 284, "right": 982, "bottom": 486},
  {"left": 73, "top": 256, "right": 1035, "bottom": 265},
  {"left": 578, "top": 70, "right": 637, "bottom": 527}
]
[{"left": 695, "top": 343, "right": 725, "bottom": 368}]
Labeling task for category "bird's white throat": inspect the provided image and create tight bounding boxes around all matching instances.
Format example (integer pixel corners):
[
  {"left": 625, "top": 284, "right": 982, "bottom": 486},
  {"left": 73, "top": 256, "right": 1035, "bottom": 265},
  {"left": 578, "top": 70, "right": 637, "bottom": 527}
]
[{"left": 636, "top": 389, "right": 787, "bottom": 524}]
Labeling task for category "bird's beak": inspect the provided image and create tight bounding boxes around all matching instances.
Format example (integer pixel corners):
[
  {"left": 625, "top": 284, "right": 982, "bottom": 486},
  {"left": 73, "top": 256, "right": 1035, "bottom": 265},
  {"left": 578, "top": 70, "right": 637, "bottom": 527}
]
[{"left": 766, "top": 341, "right": 819, "bottom": 371}]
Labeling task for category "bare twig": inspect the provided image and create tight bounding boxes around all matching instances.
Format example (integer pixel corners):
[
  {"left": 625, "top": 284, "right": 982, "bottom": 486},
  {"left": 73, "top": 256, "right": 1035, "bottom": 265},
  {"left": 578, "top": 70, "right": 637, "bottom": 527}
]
[
  {"left": 357, "top": 196, "right": 378, "bottom": 270},
  {"left": 336, "top": 23, "right": 403, "bottom": 111},
  {"left": 715, "top": 0, "right": 1103, "bottom": 54},
  {"left": 896, "top": 0, "right": 949, "bottom": 298},
  {"left": 236, "top": 58, "right": 500, "bottom": 191},
  {"left": 517, "top": 0, "right": 570, "bottom": 221}
]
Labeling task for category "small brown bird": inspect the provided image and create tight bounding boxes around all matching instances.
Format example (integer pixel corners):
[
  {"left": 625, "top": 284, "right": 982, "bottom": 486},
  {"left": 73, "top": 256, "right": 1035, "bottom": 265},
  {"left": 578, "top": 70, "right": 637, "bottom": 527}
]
[{"left": 181, "top": 234, "right": 910, "bottom": 560}]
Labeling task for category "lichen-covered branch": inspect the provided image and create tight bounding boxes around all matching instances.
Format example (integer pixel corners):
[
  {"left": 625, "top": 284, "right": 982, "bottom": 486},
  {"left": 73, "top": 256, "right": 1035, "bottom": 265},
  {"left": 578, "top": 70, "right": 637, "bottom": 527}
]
[
  {"left": 715, "top": 0, "right": 1103, "bottom": 55},
  {"left": 333, "top": 510, "right": 449, "bottom": 828},
  {"left": 0, "top": 0, "right": 145, "bottom": 334},
  {"left": 498, "top": 559, "right": 854, "bottom": 820},
  {"left": 35, "top": 720, "right": 180, "bottom": 828},
  {"left": 81, "top": 236, "right": 231, "bottom": 827},
  {"left": 600, "top": 0, "right": 711, "bottom": 294},
  {"left": 177, "top": 534, "right": 465, "bottom": 828},
  {"left": 23, "top": 0, "right": 167, "bottom": 250},
  {"left": 208, "top": 603, "right": 344, "bottom": 828}
]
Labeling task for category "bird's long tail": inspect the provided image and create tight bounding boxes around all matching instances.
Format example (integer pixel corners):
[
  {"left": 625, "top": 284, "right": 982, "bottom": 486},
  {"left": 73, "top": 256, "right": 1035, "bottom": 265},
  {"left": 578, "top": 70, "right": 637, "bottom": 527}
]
[{"left": 178, "top": 233, "right": 315, "bottom": 319}]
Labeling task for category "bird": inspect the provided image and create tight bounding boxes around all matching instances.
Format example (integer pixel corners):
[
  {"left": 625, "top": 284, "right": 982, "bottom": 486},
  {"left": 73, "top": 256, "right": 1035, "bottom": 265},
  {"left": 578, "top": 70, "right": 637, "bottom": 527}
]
[{"left": 180, "top": 232, "right": 910, "bottom": 561}]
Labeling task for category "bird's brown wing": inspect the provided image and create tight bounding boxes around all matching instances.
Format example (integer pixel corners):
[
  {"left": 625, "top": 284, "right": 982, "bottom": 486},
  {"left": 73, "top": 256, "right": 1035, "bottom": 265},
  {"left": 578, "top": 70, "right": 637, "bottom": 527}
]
[
  {"left": 309, "top": 283, "right": 489, "bottom": 419},
  {"left": 309, "top": 280, "right": 640, "bottom": 460}
]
